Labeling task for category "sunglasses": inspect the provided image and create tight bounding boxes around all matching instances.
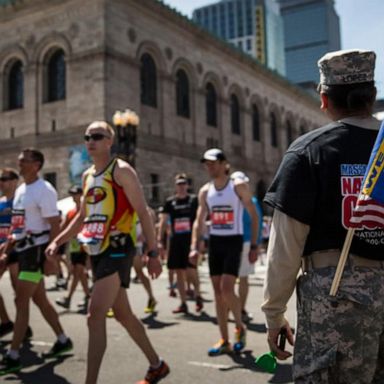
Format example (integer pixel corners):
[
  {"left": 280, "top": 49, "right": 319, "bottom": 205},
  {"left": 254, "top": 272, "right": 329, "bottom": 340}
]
[
  {"left": 84, "top": 133, "right": 111, "bottom": 142},
  {"left": 0, "top": 176, "right": 15, "bottom": 182}
]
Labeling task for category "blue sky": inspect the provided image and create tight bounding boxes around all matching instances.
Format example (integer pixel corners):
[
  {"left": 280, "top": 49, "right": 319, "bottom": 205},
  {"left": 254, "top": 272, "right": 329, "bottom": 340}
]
[{"left": 162, "top": 0, "right": 384, "bottom": 98}]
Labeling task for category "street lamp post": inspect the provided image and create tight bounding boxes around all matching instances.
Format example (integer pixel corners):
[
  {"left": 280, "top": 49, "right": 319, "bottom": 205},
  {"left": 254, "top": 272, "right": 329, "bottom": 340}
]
[{"left": 112, "top": 109, "right": 140, "bottom": 168}]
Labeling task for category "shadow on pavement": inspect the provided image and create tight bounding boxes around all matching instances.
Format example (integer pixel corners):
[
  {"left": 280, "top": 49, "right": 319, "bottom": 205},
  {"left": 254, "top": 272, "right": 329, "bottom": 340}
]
[
  {"left": 4, "top": 356, "right": 73, "bottom": 384},
  {"left": 221, "top": 349, "right": 258, "bottom": 371},
  {"left": 219, "top": 350, "right": 293, "bottom": 383},
  {"left": 269, "top": 363, "right": 293, "bottom": 383},
  {"left": 246, "top": 322, "right": 267, "bottom": 333},
  {"left": 183, "top": 310, "right": 217, "bottom": 325},
  {"left": 0, "top": 340, "right": 11, "bottom": 354},
  {"left": 140, "top": 313, "right": 179, "bottom": 330}
]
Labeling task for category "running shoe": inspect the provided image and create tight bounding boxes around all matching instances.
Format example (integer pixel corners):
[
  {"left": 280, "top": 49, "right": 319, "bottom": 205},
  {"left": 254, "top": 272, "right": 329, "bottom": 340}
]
[
  {"left": 169, "top": 288, "right": 177, "bottom": 298},
  {"left": 136, "top": 360, "right": 170, "bottom": 384},
  {"left": 241, "top": 310, "right": 252, "bottom": 324},
  {"left": 55, "top": 297, "right": 71, "bottom": 309},
  {"left": 195, "top": 296, "right": 204, "bottom": 312},
  {"left": 172, "top": 302, "right": 188, "bottom": 314},
  {"left": 208, "top": 339, "right": 231, "bottom": 356},
  {"left": 42, "top": 338, "right": 73, "bottom": 359},
  {"left": 0, "top": 355, "right": 22, "bottom": 376},
  {"left": 233, "top": 326, "right": 246, "bottom": 352},
  {"left": 144, "top": 298, "right": 157, "bottom": 314},
  {"left": 106, "top": 309, "right": 114, "bottom": 318},
  {"left": 0, "top": 321, "right": 13, "bottom": 338}
]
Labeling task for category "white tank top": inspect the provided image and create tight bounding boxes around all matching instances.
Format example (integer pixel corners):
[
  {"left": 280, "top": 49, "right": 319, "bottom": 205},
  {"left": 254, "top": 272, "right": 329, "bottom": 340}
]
[{"left": 206, "top": 179, "right": 244, "bottom": 236}]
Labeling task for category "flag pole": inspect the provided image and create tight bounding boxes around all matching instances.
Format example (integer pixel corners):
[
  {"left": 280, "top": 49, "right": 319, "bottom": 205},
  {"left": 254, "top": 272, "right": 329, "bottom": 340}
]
[{"left": 329, "top": 227, "right": 355, "bottom": 296}]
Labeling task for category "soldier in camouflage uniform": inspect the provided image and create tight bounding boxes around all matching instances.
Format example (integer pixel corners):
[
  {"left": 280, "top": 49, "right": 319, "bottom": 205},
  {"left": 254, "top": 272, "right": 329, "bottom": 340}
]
[{"left": 261, "top": 49, "right": 384, "bottom": 383}]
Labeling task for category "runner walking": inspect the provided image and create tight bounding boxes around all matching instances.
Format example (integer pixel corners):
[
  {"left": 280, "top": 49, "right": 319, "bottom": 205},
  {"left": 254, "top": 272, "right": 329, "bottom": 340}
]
[
  {"left": 189, "top": 149, "right": 260, "bottom": 355},
  {"left": 0, "top": 149, "right": 73, "bottom": 375},
  {"left": 45, "top": 121, "right": 169, "bottom": 384},
  {"left": 158, "top": 173, "right": 203, "bottom": 314}
]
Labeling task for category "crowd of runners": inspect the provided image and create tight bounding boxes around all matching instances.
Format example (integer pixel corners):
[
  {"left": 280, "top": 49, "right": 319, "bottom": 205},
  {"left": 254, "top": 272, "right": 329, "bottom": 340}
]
[{"left": 0, "top": 121, "right": 271, "bottom": 384}]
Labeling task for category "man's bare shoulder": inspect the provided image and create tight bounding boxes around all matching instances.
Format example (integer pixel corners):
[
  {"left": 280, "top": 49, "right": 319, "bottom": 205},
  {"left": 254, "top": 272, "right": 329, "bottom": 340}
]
[
  {"left": 83, "top": 165, "right": 95, "bottom": 177},
  {"left": 200, "top": 182, "right": 210, "bottom": 193},
  {"left": 114, "top": 158, "right": 136, "bottom": 180},
  {"left": 198, "top": 183, "right": 210, "bottom": 201}
]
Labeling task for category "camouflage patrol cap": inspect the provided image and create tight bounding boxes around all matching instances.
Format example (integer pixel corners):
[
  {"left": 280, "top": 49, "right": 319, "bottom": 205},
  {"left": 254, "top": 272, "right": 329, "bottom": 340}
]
[{"left": 318, "top": 49, "right": 376, "bottom": 85}]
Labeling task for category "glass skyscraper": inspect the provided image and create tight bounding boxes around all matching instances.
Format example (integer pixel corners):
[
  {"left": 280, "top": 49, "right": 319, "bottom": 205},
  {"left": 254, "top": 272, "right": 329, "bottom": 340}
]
[
  {"left": 278, "top": 0, "right": 341, "bottom": 87},
  {"left": 192, "top": 0, "right": 286, "bottom": 76}
]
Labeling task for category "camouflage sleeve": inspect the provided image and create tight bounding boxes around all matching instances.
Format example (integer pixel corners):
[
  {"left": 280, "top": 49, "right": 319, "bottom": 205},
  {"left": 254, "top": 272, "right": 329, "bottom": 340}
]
[{"left": 261, "top": 210, "right": 310, "bottom": 329}]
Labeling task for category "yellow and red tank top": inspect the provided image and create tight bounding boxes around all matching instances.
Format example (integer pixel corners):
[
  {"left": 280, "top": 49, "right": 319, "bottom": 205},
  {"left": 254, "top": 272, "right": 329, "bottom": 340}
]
[{"left": 78, "top": 158, "right": 135, "bottom": 255}]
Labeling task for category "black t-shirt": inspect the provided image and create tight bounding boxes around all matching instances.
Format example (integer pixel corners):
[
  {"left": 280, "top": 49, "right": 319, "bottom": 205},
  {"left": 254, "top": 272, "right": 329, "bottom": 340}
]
[
  {"left": 162, "top": 194, "right": 198, "bottom": 237},
  {"left": 264, "top": 121, "right": 384, "bottom": 260}
]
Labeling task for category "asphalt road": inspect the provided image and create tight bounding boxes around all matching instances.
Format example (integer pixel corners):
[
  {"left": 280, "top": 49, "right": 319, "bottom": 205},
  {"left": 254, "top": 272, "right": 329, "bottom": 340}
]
[{"left": 0, "top": 257, "right": 296, "bottom": 384}]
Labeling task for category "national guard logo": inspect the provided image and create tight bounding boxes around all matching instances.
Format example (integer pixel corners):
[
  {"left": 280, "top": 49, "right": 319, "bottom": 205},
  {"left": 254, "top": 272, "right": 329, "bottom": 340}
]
[{"left": 85, "top": 187, "right": 107, "bottom": 204}]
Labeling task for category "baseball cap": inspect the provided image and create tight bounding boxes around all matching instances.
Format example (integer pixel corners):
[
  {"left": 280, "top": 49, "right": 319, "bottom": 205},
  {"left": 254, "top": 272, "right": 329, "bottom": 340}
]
[
  {"left": 318, "top": 49, "right": 376, "bottom": 85},
  {"left": 200, "top": 148, "right": 226, "bottom": 163},
  {"left": 175, "top": 173, "right": 188, "bottom": 185},
  {"left": 230, "top": 171, "right": 249, "bottom": 183},
  {"left": 68, "top": 185, "right": 83, "bottom": 195}
]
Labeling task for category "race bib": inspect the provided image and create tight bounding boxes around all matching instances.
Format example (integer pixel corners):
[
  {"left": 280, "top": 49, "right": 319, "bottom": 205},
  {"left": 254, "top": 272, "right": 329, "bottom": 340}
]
[
  {"left": 211, "top": 206, "right": 234, "bottom": 230},
  {"left": 0, "top": 223, "right": 10, "bottom": 243},
  {"left": 11, "top": 209, "right": 25, "bottom": 234},
  {"left": 78, "top": 215, "right": 108, "bottom": 244},
  {"left": 174, "top": 218, "right": 191, "bottom": 234}
]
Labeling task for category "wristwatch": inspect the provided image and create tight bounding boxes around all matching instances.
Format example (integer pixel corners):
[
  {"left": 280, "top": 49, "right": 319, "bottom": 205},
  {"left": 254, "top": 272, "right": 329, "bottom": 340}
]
[
  {"left": 250, "top": 244, "right": 258, "bottom": 250},
  {"left": 147, "top": 249, "right": 159, "bottom": 258}
]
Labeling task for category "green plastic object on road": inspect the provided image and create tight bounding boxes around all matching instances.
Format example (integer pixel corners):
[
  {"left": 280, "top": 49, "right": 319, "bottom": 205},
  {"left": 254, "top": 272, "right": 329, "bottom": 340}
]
[
  {"left": 255, "top": 351, "right": 277, "bottom": 373},
  {"left": 255, "top": 328, "right": 287, "bottom": 374}
]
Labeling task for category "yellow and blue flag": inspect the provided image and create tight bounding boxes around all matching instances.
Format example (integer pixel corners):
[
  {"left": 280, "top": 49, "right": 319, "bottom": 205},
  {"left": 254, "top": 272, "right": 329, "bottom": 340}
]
[{"left": 352, "top": 121, "right": 384, "bottom": 228}]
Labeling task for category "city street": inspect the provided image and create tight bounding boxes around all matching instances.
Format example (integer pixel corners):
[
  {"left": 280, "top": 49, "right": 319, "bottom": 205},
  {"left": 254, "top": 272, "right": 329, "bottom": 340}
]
[{"left": 0, "top": 257, "right": 296, "bottom": 384}]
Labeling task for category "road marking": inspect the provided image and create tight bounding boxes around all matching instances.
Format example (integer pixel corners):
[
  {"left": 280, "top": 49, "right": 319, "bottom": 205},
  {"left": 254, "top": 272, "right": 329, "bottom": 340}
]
[
  {"left": 188, "top": 361, "right": 236, "bottom": 370},
  {"left": 30, "top": 340, "right": 53, "bottom": 347}
]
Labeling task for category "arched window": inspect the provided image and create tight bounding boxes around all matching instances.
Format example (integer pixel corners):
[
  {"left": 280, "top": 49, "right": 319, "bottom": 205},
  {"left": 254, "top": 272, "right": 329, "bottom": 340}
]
[
  {"left": 286, "top": 120, "right": 293, "bottom": 146},
  {"left": 270, "top": 112, "right": 278, "bottom": 148},
  {"left": 252, "top": 104, "right": 260, "bottom": 141},
  {"left": 140, "top": 53, "right": 157, "bottom": 108},
  {"left": 205, "top": 82, "right": 217, "bottom": 127},
  {"left": 230, "top": 94, "right": 240, "bottom": 135},
  {"left": 176, "top": 69, "right": 190, "bottom": 118},
  {"left": 47, "top": 49, "right": 66, "bottom": 102},
  {"left": 7, "top": 60, "right": 23, "bottom": 110}
]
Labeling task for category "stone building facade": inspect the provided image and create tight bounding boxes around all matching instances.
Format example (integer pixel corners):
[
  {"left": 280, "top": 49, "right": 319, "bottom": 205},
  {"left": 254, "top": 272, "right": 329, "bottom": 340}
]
[{"left": 0, "top": 0, "right": 329, "bottom": 205}]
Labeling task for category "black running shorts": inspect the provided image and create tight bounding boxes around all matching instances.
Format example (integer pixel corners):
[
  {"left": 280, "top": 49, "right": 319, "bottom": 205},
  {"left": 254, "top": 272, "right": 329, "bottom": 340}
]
[
  {"left": 70, "top": 252, "right": 87, "bottom": 266},
  {"left": 167, "top": 234, "right": 195, "bottom": 270},
  {"left": 208, "top": 235, "right": 243, "bottom": 277},
  {"left": 6, "top": 249, "right": 18, "bottom": 265},
  {"left": 90, "top": 234, "right": 135, "bottom": 288},
  {"left": 17, "top": 243, "right": 47, "bottom": 273}
]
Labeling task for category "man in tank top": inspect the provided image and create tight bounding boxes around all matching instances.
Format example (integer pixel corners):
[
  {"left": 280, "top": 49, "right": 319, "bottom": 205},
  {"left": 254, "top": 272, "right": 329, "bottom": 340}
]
[
  {"left": 189, "top": 148, "right": 260, "bottom": 356},
  {"left": 45, "top": 121, "right": 169, "bottom": 384}
]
